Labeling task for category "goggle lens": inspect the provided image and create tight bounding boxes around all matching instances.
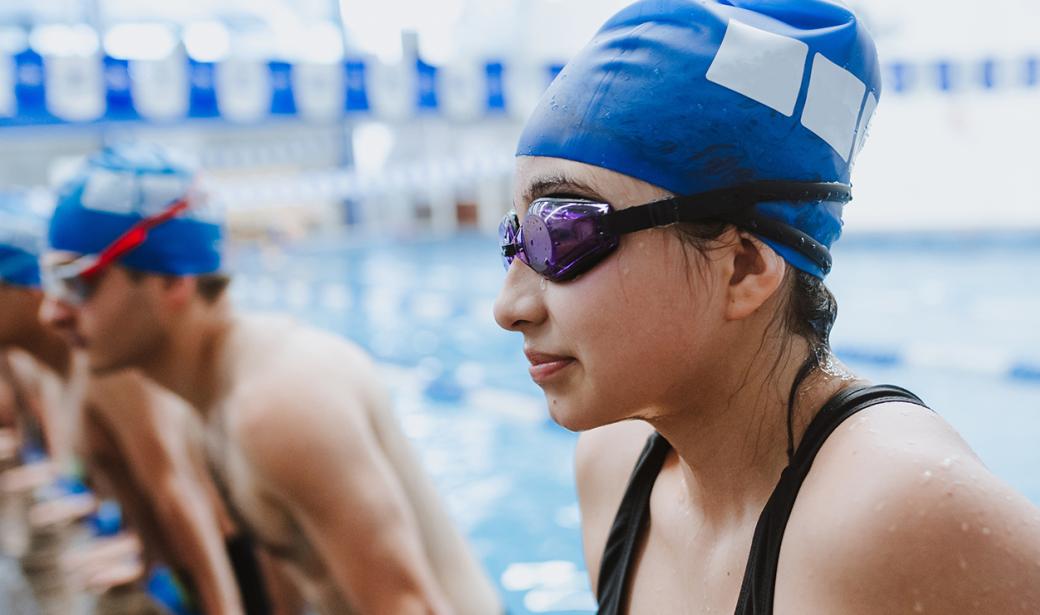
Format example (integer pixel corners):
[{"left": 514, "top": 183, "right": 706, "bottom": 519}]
[
  {"left": 42, "top": 262, "right": 97, "bottom": 306},
  {"left": 499, "top": 199, "right": 618, "bottom": 282}
]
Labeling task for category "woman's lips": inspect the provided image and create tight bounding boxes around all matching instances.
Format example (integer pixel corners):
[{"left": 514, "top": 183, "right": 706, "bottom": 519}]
[{"left": 525, "top": 351, "right": 576, "bottom": 384}]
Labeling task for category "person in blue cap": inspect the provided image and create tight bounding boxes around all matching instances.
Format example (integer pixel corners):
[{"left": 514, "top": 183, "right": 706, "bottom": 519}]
[
  {"left": 494, "top": 1, "right": 1040, "bottom": 613},
  {"left": 0, "top": 208, "right": 71, "bottom": 464},
  {"left": 40, "top": 143, "right": 502, "bottom": 615},
  {"left": 0, "top": 200, "right": 244, "bottom": 614}
]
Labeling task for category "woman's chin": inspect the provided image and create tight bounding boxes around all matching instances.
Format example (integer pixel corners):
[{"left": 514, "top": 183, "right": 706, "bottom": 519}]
[{"left": 545, "top": 395, "right": 607, "bottom": 432}]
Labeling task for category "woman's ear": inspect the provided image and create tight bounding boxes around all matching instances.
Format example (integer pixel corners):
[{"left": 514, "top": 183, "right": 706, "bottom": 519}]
[{"left": 724, "top": 232, "right": 787, "bottom": 321}]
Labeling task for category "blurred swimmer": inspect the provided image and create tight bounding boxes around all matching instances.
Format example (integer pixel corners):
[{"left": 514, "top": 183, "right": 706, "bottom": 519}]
[
  {"left": 42, "top": 143, "right": 501, "bottom": 615},
  {"left": 494, "top": 1, "right": 1040, "bottom": 613},
  {"left": 0, "top": 208, "right": 218, "bottom": 613},
  {"left": 0, "top": 208, "right": 248, "bottom": 612},
  {"left": 0, "top": 211, "right": 71, "bottom": 467}
]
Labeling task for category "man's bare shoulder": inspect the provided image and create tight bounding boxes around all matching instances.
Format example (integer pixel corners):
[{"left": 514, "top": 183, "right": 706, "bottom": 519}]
[
  {"left": 222, "top": 317, "right": 386, "bottom": 490},
  {"left": 783, "top": 401, "right": 1040, "bottom": 613},
  {"left": 230, "top": 314, "right": 379, "bottom": 394}
]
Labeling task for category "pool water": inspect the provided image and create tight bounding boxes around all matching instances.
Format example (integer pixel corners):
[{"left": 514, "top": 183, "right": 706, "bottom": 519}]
[{"left": 229, "top": 232, "right": 1040, "bottom": 614}]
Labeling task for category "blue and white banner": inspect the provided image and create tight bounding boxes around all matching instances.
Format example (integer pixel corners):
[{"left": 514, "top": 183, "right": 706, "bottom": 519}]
[{"left": 1, "top": 51, "right": 1039, "bottom": 128}]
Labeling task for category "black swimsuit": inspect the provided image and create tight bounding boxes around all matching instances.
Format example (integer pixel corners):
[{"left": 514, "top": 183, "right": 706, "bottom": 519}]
[
  {"left": 595, "top": 384, "right": 928, "bottom": 615},
  {"left": 206, "top": 456, "right": 274, "bottom": 615}
]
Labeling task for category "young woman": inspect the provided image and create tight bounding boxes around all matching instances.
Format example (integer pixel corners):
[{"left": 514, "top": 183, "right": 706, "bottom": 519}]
[{"left": 494, "top": 1, "right": 1040, "bottom": 613}]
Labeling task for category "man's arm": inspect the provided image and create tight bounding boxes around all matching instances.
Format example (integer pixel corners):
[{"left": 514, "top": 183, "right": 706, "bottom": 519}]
[
  {"left": 238, "top": 385, "right": 452, "bottom": 615},
  {"left": 86, "top": 372, "right": 244, "bottom": 615}
]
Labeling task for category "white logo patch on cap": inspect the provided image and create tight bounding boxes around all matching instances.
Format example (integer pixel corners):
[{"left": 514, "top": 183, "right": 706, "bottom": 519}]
[
  {"left": 79, "top": 169, "right": 137, "bottom": 215},
  {"left": 706, "top": 19, "right": 809, "bottom": 117},
  {"left": 79, "top": 168, "right": 195, "bottom": 217},
  {"left": 852, "top": 91, "right": 878, "bottom": 159},
  {"left": 136, "top": 173, "right": 193, "bottom": 216},
  {"left": 800, "top": 53, "right": 867, "bottom": 162}
]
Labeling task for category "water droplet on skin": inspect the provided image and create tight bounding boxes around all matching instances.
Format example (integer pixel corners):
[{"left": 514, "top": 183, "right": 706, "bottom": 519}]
[
  {"left": 539, "top": 278, "right": 548, "bottom": 291},
  {"left": 941, "top": 457, "right": 954, "bottom": 469},
  {"left": 982, "top": 527, "right": 992, "bottom": 535},
  {"left": 922, "top": 470, "right": 933, "bottom": 482}
]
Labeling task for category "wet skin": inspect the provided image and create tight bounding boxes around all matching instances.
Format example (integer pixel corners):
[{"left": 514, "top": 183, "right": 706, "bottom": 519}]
[{"left": 496, "top": 156, "right": 1040, "bottom": 614}]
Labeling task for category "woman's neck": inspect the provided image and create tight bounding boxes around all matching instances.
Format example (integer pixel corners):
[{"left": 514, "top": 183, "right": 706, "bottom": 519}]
[{"left": 645, "top": 333, "right": 854, "bottom": 527}]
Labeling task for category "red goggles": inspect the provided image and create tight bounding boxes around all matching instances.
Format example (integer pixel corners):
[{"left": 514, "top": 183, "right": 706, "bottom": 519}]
[{"left": 42, "top": 198, "right": 190, "bottom": 305}]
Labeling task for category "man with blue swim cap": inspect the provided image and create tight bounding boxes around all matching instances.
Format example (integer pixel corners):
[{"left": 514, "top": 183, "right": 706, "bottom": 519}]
[
  {"left": 496, "top": 1, "right": 1040, "bottom": 613},
  {"left": 0, "top": 213, "right": 44, "bottom": 289},
  {"left": 0, "top": 207, "right": 140, "bottom": 614},
  {"left": 0, "top": 208, "right": 71, "bottom": 461},
  {"left": 41, "top": 143, "right": 502, "bottom": 615}
]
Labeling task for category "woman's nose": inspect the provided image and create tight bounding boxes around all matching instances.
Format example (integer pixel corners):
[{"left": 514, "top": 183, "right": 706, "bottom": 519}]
[{"left": 493, "top": 261, "right": 548, "bottom": 332}]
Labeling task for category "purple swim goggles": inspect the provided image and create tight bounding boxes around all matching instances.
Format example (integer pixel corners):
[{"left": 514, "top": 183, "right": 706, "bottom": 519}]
[{"left": 499, "top": 181, "right": 851, "bottom": 282}]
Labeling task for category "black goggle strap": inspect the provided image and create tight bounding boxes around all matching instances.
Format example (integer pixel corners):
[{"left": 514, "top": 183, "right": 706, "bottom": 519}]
[{"left": 603, "top": 181, "right": 851, "bottom": 275}]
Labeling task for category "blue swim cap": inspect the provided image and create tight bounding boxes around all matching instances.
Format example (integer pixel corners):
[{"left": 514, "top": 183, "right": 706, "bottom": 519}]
[
  {"left": 516, "top": 0, "right": 881, "bottom": 277},
  {"left": 48, "top": 144, "right": 224, "bottom": 276},
  {"left": 0, "top": 205, "right": 44, "bottom": 288}
]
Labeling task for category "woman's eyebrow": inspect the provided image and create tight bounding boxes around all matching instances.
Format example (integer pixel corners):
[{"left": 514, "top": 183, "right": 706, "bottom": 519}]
[{"left": 519, "top": 176, "right": 604, "bottom": 206}]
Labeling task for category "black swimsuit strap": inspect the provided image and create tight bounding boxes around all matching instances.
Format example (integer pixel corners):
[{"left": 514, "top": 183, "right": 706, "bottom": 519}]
[
  {"left": 733, "top": 384, "right": 927, "bottom": 614},
  {"left": 595, "top": 384, "right": 928, "bottom": 615},
  {"left": 204, "top": 455, "right": 276, "bottom": 615},
  {"left": 595, "top": 430, "right": 671, "bottom": 614}
]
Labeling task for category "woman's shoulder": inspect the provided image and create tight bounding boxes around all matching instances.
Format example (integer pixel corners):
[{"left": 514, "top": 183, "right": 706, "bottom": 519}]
[
  {"left": 575, "top": 419, "right": 657, "bottom": 506},
  {"left": 782, "top": 399, "right": 1040, "bottom": 613},
  {"left": 574, "top": 420, "right": 657, "bottom": 590}
]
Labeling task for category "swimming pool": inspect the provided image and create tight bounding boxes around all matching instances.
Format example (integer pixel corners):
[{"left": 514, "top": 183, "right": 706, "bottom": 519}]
[{"left": 229, "top": 232, "right": 1040, "bottom": 614}]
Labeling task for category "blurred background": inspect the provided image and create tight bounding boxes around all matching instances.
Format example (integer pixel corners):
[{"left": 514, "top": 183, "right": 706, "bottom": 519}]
[{"left": 0, "top": 0, "right": 1037, "bottom": 613}]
